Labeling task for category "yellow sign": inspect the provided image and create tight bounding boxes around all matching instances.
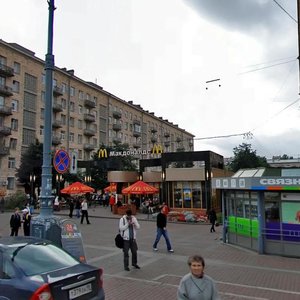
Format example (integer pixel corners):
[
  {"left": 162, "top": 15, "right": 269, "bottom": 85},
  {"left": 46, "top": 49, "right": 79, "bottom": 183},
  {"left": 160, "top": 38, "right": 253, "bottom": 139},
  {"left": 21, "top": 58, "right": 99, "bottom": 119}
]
[
  {"left": 152, "top": 144, "right": 163, "bottom": 155},
  {"left": 98, "top": 148, "right": 108, "bottom": 158}
]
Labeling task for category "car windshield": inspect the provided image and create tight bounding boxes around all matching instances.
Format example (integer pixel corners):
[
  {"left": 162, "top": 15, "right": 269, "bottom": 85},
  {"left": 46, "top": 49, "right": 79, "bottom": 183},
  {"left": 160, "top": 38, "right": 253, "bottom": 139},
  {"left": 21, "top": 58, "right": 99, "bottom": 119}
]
[{"left": 6, "top": 242, "right": 80, "bottom": 276}]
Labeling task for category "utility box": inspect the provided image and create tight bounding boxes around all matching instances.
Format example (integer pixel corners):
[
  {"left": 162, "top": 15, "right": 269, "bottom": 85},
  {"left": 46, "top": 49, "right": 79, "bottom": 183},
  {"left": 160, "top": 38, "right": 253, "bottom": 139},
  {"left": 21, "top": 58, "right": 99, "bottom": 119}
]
[{"left": 31, "top": 216, "right": 86, "bottom": 262}]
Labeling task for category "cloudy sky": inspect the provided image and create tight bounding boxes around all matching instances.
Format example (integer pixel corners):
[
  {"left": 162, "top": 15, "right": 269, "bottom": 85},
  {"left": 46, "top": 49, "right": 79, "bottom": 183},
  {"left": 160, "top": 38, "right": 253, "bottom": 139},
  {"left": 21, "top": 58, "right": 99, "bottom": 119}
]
[{"left": 1, "top": 0, "right": 299, "bottom": 158}]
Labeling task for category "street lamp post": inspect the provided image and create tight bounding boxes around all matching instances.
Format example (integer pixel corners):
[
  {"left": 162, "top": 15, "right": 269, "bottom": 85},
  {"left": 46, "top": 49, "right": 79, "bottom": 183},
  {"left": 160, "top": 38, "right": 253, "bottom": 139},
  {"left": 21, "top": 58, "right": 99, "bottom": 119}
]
[
  {"left": 56, "top": 174, "right": 63, "bottom": 197},
  {"left": 29, "top": 173, "right": 36, "bottom": 206}
]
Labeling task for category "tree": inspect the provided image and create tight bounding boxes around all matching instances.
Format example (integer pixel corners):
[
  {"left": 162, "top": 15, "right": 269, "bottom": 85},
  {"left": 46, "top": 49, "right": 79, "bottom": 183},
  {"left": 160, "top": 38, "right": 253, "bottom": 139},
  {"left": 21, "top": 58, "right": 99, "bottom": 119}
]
[
  {"left": 228, "top": 143, "right": 269, "bottom": 172},
  {"left": 16, "top": 140, "right": 43, "bottom": 193}
]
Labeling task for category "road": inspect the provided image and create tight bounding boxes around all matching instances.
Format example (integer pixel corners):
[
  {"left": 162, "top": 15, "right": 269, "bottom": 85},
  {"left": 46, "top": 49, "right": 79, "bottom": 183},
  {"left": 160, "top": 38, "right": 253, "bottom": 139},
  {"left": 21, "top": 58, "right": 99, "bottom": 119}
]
[{"left": 1, "top": 207, "right": 300, "bottom": 299}]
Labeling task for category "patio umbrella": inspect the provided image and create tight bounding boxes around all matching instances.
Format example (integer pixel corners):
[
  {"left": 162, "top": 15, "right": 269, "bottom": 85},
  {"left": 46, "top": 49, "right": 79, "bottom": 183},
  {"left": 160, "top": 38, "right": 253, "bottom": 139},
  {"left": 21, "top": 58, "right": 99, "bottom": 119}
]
[
  {"left": 122, "top": 180, "right": 158, "bottom": 195},
  {"left": 104, "top": 183, "right": 117, "bottom": 193},
  {"left": 60, "top": 181, "right": 94, "bottom": 194}
]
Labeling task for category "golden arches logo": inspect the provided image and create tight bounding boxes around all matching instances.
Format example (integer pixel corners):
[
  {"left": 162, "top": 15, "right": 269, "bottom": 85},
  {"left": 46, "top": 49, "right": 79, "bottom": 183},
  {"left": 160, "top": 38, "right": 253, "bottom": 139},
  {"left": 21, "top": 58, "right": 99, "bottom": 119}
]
[
  {"left": 98, "top": 148, "right": 108, "bottom": 158},
  {"left": 152, "top": 144, "right": 163, "bottom": 154}
]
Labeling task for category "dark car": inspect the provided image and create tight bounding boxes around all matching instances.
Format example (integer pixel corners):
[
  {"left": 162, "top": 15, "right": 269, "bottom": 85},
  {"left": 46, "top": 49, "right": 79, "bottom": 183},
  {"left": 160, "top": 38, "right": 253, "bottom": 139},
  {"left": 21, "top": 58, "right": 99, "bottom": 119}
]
[{"left": 0, "top": 236, "right": 105, "bottom": 300}]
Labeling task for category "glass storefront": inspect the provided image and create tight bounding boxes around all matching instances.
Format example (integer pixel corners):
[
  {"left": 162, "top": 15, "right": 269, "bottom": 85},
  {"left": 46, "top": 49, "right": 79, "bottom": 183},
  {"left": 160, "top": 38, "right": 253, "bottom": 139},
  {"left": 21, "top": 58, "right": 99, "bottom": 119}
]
[{"left": 170, "top": 182, "right": 202, "bottom": 209}]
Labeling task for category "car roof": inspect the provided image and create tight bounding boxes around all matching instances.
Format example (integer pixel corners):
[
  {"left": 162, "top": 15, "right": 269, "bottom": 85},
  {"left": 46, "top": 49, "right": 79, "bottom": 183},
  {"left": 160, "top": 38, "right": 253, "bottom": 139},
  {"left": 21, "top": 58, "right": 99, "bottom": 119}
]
[{"left": 0, "top": 236, "right": 51, "bottom": 249}]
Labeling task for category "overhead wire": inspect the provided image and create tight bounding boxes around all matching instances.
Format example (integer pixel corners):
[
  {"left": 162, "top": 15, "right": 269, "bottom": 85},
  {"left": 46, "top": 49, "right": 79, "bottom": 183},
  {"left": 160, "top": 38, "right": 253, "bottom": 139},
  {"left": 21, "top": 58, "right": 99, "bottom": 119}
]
[{"left": 272, "top": 0, "right": 297, "bottom": 23}]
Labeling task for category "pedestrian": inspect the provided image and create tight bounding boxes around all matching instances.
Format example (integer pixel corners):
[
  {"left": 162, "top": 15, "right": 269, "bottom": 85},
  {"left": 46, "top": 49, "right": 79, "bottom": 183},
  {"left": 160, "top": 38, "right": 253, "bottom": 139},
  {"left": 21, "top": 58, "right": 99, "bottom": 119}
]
[
  {"left": 81, "top": 198, "right": 90, "bottom": 224},
  {"left": 208, "top": 208, "right": 217, "bottom": 233},
  {"left": 10, "top": 207, "right": 22, "bottom": 236},
  {"left": 22, "top": 208, "right": 31, "bottom": 236},
  {"left": 75, "top": 198, "right": 81, "bottom": 218},
  {"left": 161, "top": 202, "right": 170, "bottom": 215},
  {"left": 177, "top": 254, "right": 220, "bottom": 300},
  {"left": 0, "top": 196, "right": 4, "bottom": 213},
  {"left": 153, "top": 205, "right": 174, "bottom": 252},
  {"left": 109, "top": 194, "right": 116, "bottom": 212},
  {"left": 69, "top": 198, "right": 74, "bottom": 218},
  {"left": 119, "top": 209, "right": 140, "bottom": 271}
]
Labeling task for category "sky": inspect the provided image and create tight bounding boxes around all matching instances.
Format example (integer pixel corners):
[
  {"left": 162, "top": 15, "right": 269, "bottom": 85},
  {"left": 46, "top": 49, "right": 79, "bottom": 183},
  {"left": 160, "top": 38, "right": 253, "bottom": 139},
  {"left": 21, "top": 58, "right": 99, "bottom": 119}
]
[{"left": 1, "top": 0, "right": 299, "bottom": 159}]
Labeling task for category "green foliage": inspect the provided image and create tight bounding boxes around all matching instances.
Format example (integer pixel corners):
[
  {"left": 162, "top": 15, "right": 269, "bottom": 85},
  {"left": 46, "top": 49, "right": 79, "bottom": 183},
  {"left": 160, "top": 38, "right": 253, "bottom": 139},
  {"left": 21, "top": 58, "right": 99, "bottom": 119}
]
[
  {"left": 16, "top": 140, "right": 43, "bottom": 188},
  {"left": 229, "top": 143, "right": 269, "bottom": 172},
  {"left": 5, "top": 191, "right": 27, "bottom": 210}
]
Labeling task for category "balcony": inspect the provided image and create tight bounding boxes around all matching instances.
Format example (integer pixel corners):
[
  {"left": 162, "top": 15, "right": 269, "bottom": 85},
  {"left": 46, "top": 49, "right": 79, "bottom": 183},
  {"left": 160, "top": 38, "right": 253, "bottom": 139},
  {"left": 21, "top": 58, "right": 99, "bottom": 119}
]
[
  {"left": 164, "top": 141, "right": 170, "bottom": 147},
  {"left": 0, "top": 125, "right": 12, "bottom": 136},
  {"left": 176, "top": 137, "right": 182, "bottom": 143},
  {"left": 83, "top": 128, "right": 96, "bottom": 136},
  {"left": 177, "top": 147, "right": 185, "bottom": 152},
  {"left": 113, "top": 137, "right": 122, "bottom": 144},
  {"left": 0, "top": 105, "right": 13, "bottom": 116},
  {"left": 0, "top": 63, "right": 14, "bottom": 77},
  {"left": 0, "top": 84, "right": 13, "bottom": 96},
  {"left": 112, "top": 110, "right": 122, "bottom": 119},
  {"left": 52, "top": 135, "right": 61, "bottom": 145},
  {"left": 83, "top": 143, "right": 95, "bottom": 151},
  {"left": 52, "top": 102, "right": 63, "bottom": 112},
  {"left": 133, "top": 142, "right": 141, "bottom": 149},
  {"left": 53, "top": 86, "right": 63, "bottom": 96},
  {"left": 112, "top": 123, "right": 122, "bottom": 131},
  {"left": 133, "top": 130, "right": 141, "bottom": 137},
  {"left": 84, "top": 99, "right": 96, "bottom": 108},
  {"left": 0, "top": 146, "right": 10, "bottom": 156},
  {"left": 150, "top": 127, "right": 157, "bottom": 133},
  {"left": 133, "top": 119, "right": 141, "bottom": 125},
  {"left": 83, "top": 113, "right": 96, "bottom": 123},
  {"left": 52, "top": 119, "right": 62, "bottom": 128},
  {"left": 151, "top": 136, "right": 158, "bottom": 143},
  {"left": 164, "top": 132, "right": 170, "bottom": 138}
]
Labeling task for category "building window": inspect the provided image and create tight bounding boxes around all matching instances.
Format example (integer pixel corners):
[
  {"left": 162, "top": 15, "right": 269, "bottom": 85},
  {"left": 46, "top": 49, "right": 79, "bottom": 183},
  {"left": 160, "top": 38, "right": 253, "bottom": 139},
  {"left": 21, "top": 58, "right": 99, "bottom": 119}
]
[
  {"left": 40, "top": 108, "right": 45, "bottom": 119},
  {"left": 60, "top": 131, "right": 65, "bottom": 140},
  {"left": 7, "top": 177, "right": 15, "bottom": 190},
  {"left": 61, "top": 114, "right": 66, "bottom": 125},
  {"left": 40, "top": 126, "right": 44, "bottom": 136},
  {"left": 23, "top": 111, "right": 36, "bottom": 128},
  {"left": 79, "top": 90, "right": 84, "bottom": 100},
  {"left": 12, "top": 80, "right": 20, "bottom": 93},
  {"left": 24, "top": 73, "right": 37, "bottom": 92},
  {"left": 22, "top": 129, "right": 35, "bottom": 145},
  {"left": 78, "top": 119, "right": 82, "bottom": 129},
  {"left": 8, "top": 157, "right": 16, "bottom": 169},
  {"left": 24, "top": 92, "right": 36, "bottom": 111},
  {"left": 62, "top": 83, "right": 67, "bottom": 94},
  {"left": 42, "top": 74, "right": 46, "bottom": 85},
  {"left": 86, "top": 93, "right": 90, "bottom": 100},
  {"left": 78, "top": 134, "right": 83, "bottom": 144},
  {"left": 78, "top": 105, "right": 83, "bottom": 114},
  {"left": 78, "top": 150, "right": 82, "bottom": 159},
  {"left": 41, "top": 91, "right": 45, "bottom": 103},
  {"left": 13, "top": 62, "right": 20, "bottom": 74},
  {"left": 11, "top": 99, "right": 18, "bottom": 112},
  {"left": 9, "top": 138, "right": 17, "bottom": 150},
  {"left": 69, "top": 117, "right": 75, "bottom": 127},
  {"left": 11, "top": 118, "right": 18, "bottom": 131},
  {"left": 70, "top": 101, "right": 75, "bottom": 112},
  {"left": 61, "top": 98, "right": 66, "bottom": 109},
  {"left": 69, "top": 132, "right": 74, "bottom": 142},
  {"left": 70, "top": 86, "right": 75, "bottom": 97}
]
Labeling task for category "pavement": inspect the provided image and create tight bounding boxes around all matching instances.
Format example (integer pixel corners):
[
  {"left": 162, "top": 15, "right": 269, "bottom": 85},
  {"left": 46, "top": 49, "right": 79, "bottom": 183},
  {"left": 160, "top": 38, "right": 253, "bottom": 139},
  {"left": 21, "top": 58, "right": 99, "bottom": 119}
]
[{"left": 1, "top": 205, "right": 300, "bottom": 300}]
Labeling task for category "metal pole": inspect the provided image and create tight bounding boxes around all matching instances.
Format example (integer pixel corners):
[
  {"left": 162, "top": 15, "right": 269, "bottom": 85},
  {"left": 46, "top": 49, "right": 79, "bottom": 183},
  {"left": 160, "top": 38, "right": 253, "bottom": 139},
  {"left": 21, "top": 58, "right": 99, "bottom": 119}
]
[{"left": 39, "top": 0, "right": 55, "bottom": 216}]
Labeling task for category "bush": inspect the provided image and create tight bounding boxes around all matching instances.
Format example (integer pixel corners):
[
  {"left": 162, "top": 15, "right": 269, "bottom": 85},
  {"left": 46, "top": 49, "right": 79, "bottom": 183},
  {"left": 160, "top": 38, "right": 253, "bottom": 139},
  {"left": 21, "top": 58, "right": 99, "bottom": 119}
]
[{"left": 5, "top": 192, "right": 27, "bottom": 210}]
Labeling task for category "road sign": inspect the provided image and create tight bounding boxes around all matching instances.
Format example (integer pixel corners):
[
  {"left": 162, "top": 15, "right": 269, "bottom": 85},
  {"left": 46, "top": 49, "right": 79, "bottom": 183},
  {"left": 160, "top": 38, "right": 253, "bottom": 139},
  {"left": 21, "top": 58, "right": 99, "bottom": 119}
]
[
  {"left": 70, "top": 151, "right": 78, "bottom": 174},
  {"left": 53, "top": 150, "right": 70, "bottom": 174}
]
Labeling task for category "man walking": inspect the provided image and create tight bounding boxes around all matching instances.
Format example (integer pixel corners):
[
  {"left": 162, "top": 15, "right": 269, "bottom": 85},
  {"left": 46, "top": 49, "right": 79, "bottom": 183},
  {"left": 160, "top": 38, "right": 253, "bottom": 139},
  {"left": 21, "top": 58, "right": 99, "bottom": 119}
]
[
  {"left": 81, "top": 198, "right": 90, "bottom": 224},
  {"left": 153, "top": 206, "right": 174, "bottom": 252},
  {"left": 119, "top": 209, "right": 140, "bottom": 271}
]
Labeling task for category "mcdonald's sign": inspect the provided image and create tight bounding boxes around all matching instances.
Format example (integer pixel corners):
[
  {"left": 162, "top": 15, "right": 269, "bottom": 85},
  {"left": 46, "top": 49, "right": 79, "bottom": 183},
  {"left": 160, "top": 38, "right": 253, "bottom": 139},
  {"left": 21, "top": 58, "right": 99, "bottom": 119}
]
[
  {"left": 152, "top": 144, "right": 163, "bottom": 155},
  {"left": 98, "top": 148, "right": 108, "bottom": 158}
]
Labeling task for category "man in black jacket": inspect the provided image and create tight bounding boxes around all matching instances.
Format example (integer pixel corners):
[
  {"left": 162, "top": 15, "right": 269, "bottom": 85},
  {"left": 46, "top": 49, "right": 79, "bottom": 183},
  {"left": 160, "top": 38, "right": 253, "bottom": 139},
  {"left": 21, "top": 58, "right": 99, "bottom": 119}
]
[
  {"left": 10, "top": 207, "right": 21, "bottom": 236},
  {"left": 152, "top": 206, "right": 174, "bottom": 252}
]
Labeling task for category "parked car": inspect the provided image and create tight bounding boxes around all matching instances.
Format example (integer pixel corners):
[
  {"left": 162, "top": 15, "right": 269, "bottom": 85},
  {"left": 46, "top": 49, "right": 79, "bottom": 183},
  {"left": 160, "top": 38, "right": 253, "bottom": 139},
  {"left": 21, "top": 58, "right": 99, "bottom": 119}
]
[{"left": 0, "top": 236, "right": 105, "bottom": 300}]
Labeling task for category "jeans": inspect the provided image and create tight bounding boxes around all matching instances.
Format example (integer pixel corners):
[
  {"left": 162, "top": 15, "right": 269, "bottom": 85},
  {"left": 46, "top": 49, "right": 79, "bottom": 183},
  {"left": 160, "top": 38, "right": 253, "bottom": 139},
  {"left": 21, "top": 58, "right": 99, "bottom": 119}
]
[{"left": 153, "top": 228, "right": 172, "bottom": 250}]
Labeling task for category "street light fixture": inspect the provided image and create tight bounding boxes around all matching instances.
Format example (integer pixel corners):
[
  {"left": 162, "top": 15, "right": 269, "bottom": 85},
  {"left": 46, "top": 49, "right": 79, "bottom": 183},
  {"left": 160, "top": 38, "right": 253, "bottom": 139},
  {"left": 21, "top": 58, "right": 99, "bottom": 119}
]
[
  {"left": 29, "top": 173, "right": 36, "bottom": 205},
  {"left": 56, "top": 174, "right": 63, "bottom": 196},
  {"left": 84, "top": 175, "right": 91, "bottom": 184}
]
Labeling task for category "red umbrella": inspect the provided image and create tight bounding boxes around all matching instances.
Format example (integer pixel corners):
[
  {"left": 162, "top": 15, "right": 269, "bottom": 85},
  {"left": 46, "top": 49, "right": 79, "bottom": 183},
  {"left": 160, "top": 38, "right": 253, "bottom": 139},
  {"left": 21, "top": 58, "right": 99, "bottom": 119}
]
[
  {"left": 60, "top": 181, "right": 94, "bottom": 194},
  {"left": 104, "top": 183, "right": 117, "bottom": 193},
  {"left": 122, "top": 181, "right": 158, "bottom": 195}
]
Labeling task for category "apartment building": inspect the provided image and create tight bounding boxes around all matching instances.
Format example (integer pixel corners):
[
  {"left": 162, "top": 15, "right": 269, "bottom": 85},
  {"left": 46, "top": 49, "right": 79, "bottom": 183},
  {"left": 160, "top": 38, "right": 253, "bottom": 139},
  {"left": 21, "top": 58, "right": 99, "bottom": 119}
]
[{"left": 0, "top": 39, "right": 194, "bottom": 194}]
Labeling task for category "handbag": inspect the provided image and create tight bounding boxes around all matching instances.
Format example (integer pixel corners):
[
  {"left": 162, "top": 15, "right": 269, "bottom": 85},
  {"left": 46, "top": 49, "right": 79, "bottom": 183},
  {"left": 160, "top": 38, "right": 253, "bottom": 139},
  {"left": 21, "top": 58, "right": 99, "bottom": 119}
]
[{"left": 115, "top": 233, "right": 124, "bottom": 249}]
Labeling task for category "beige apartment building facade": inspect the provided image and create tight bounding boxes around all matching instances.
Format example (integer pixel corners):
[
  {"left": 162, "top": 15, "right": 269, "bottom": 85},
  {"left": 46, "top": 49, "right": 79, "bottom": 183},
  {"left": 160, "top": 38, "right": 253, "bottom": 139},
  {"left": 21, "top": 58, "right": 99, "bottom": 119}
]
[{"left": 0, "top": 39, "right": 194, "bottom": 195}]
